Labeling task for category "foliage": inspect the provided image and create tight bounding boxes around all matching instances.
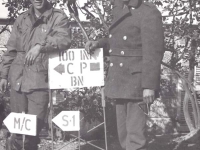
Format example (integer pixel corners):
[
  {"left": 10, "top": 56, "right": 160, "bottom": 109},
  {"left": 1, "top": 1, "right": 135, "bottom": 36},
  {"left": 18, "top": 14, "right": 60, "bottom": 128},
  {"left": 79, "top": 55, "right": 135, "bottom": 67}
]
[
  {"left": 0, "top": 87, "right": 11, "bottom": 129},
  {"left": 2, "top": 0, "right": 200, "bottom": 147},
  {"left": 150, "top": 0, "right": 200, "bottom": 148},
  {"left": 0, "top": 0, "right": 113, "bottom": 139},
  {"left": 53, "top": 88, "right": 103, "bottom": 123},
  {"left": 2, "top": 0, "right": 31, "bottom": 20}
]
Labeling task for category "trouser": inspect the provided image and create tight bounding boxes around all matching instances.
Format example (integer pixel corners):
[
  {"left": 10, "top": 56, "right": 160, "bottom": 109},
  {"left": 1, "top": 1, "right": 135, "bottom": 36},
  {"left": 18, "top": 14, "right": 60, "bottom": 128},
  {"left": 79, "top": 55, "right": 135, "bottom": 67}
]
[
  {"left": 6, "top": 88, "right": 49, "bottom": 150},
  {"left": 116, "top": 99, "right": 147, "bottom": 150}
]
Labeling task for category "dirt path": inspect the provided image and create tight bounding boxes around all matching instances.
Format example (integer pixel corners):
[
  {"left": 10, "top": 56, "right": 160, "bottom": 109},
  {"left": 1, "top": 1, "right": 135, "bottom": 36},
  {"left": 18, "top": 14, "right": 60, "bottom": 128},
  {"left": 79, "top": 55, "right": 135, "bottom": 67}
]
[{"left": 0, "top": 133, "right": 199, "bottom": 150}]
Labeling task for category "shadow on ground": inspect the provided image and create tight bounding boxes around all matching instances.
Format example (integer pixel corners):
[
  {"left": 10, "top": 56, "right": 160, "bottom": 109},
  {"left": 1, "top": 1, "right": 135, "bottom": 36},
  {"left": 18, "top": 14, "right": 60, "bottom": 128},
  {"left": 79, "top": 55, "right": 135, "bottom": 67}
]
[
  {"left": 1, "top": 128, "right": 200, "bottom": 150},
  {"left": 79, "top": 134, "right": 200, "bottom": 150}
]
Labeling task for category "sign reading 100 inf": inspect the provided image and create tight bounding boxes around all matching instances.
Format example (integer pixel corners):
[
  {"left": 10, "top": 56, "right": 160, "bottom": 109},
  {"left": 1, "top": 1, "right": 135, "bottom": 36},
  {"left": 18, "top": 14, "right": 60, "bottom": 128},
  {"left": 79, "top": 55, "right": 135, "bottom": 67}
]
[{"left": 49, "top": 48, "right": 104, "bottom": 89}]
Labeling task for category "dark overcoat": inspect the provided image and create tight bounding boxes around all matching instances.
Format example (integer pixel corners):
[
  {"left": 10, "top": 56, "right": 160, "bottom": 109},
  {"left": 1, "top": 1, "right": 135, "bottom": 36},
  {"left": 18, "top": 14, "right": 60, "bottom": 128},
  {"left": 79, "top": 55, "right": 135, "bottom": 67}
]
[{"left": 99, "top": 0, "right": 164, "bottom": 100}]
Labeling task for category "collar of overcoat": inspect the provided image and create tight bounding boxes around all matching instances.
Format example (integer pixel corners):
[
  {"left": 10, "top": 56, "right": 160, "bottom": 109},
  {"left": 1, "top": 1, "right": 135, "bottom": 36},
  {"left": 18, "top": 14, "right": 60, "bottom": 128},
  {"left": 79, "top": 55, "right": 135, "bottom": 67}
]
[{"left": 109, "top": 0, "right": 142, "bottom": 31}]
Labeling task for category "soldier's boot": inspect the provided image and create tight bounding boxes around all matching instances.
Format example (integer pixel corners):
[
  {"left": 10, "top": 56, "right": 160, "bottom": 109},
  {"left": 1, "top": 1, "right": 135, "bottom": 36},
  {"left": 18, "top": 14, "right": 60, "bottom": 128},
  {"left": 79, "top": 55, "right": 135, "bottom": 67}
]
[
  {"left": 24, "top": 135, "right": 40, "bottom": 150},
  {"left": 6, "top": 134, "right": 22, "bottom": 150},
  {"left": 6, "top": 134, "right": 39, "bottom": 150}
]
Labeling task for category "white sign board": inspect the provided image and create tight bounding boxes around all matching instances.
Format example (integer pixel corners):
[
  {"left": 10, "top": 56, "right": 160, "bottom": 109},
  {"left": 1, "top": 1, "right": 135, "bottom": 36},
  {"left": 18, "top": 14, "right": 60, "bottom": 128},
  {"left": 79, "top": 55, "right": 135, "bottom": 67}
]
[
  {"left": 52, "top": 111, "right": 80, "bottom": 131},
  {"left": 3, "top": 113, "right": 37, "bottom": 136},
  {"left": 49, "top": 48, "right": 104, "bottom": 89}
]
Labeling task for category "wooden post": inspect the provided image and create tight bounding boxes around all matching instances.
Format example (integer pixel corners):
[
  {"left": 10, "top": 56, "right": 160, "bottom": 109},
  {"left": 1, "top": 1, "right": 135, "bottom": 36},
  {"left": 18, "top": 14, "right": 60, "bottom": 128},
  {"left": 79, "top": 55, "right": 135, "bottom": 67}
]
[
  {"left": 22, "top": 111, "right": 25, "bottom": 150},
  {"left": 49, "top": 89, "right": 54, "bottom": 150},
  {"left": 78, "top": 111, "right": 81, "bottom": 150},
  {"left": 101, "top": 87, "right": 108, "bottom": 150}
]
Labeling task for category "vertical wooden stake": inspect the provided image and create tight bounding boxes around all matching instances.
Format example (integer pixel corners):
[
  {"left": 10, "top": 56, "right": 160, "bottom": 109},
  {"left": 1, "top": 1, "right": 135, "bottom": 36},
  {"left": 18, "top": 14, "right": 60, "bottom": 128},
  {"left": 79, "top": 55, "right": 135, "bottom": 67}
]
[
  {"left": 78, "top": 126, "right": 81, "bottom": 150},
  {"left": 22, "top": 111, "right": 25, "bottom": 150},
  {"left": 22, "top": 135, "right": 25, "bottom": 150},
  {"left": 49, "top": 89, "right": 54, "bottom": 150},
  {"left": 101, "top": 87, "right": 108, "bottom": 150}
]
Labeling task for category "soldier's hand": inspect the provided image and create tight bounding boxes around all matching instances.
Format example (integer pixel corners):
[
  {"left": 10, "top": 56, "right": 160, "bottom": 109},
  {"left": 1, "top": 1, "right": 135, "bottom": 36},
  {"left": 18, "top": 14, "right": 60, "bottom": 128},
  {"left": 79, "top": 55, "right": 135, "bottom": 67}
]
[
  {"left": 85, "top": 41, "right": 99, "bottom": 54},
  {"left": 143, "top": 89, "right": 155, "bottom": 104},
  {"left": 25, "top": 44, "right": 42, "bottom": 66},
  {"left": 0, "top": 79, "right": 8, "bottom": 92}
]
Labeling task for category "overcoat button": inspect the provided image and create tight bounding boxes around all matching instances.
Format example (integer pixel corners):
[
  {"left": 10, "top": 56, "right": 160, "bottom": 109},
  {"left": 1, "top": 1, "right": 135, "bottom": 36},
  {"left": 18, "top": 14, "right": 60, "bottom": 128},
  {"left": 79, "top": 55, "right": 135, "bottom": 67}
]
[
  {"left": 121, "top": 51, "right": 124, "bottom": 55},
  {"left": 110, "top": 63, "right": 113, "bottom": 67},
  {"left": 109, "top": 49, "right": 112, "bottom": 53},
  {"left": 109, "top": 34, "right": 112, "bottom": 38},
  {"left": 123, "top": 36, "right": 127, "bottom": 40},
  {"left": 131, "top": 7, "right": 135, "bottom": 10},
  {"left": 17, "top": 83, "right": 20, "bottom": 85},
  {"left": 119, "top": 63, "right": 123, "bottom": 67}
]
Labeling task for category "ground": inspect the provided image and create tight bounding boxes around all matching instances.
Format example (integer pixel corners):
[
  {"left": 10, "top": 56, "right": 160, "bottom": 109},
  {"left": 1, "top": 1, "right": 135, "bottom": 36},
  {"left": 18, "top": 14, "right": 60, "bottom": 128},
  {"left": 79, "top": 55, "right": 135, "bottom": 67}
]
[{"left": 0, "top": 129, "right": 200, "bottom": 150}]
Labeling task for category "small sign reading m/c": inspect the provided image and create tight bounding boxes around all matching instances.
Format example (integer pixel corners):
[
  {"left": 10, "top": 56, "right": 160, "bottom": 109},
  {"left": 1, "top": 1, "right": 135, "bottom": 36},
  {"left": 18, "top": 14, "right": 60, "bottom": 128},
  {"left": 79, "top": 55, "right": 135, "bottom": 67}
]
[{"left": 3, "top": 113, "right": 37, "bottom": 136}]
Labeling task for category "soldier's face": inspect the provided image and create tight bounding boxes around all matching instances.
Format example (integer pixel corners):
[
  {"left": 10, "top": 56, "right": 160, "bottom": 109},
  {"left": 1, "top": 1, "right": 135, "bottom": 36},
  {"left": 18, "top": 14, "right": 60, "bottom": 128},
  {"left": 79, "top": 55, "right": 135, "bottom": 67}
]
[{"left": 30, "top": 0, "right": 48, "bottom": 11}]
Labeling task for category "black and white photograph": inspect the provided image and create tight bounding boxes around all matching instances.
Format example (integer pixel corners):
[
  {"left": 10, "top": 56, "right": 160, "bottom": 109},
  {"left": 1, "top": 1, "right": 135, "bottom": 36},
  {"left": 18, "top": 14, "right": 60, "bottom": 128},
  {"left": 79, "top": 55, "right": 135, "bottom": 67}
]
[{"left": 0, "top": 0, "right": 200, "bottom": 150}]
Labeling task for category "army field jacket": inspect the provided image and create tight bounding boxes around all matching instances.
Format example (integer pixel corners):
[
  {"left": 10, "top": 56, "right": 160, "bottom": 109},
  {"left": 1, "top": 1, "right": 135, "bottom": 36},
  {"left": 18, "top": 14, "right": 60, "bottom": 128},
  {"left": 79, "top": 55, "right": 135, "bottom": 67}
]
[{"left": 0, "top": 5, "right": 71, "bottom": 92}]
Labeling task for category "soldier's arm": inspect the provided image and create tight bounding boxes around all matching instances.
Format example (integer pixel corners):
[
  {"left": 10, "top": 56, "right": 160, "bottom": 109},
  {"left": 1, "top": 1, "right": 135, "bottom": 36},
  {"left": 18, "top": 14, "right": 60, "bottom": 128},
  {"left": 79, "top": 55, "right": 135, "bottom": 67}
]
[
  {"left": 0, "top": 19, "right": 18, "bottom": 80},
  {"left": 85, "top": 38, "right": 110, "bottom": 56},
  {"left": 39, "top": 12, "right": 71, "bottom": 53},
  {"left": 25, "top": 11, "right": 71, "bottom": 66},
  {"left": 98, "top": 38, "right": 110, "bottom": 56},
  {"left": 141, "top": 8, "right": 164, "bottom": 90}
]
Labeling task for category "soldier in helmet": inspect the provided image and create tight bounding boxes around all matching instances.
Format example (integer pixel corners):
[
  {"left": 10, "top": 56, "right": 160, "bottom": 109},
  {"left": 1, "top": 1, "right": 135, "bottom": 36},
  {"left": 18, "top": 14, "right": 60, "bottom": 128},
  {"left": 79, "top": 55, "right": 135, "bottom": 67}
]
[{"left": 85, "top": 0, "right": 164, "bottom": 149}]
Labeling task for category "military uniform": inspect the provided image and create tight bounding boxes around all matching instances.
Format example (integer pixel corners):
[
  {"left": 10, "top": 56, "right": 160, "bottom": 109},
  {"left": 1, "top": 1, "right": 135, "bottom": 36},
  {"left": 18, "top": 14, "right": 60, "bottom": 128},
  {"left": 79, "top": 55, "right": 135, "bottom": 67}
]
[
  {"left": 1, "top": 3, "right": 71, "bottom": 150},
  {"left": 98, "top": 0, "right": 164, "bottom": 149}
]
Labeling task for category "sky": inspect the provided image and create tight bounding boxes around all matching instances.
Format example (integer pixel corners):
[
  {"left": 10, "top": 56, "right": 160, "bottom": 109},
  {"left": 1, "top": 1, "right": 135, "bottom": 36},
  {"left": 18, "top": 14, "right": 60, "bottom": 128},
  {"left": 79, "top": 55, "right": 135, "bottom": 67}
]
[{"left": 0, "top": 0, "right": 9, "bottom": 19}]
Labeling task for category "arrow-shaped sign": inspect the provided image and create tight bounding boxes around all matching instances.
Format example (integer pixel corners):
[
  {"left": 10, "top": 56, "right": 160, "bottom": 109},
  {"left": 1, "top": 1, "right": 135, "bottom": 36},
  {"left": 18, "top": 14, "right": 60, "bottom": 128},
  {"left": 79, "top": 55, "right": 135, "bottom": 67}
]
[
  {"left": 3, "top": 113, "right": 37, "bottom": 136},
  {"left": 54, "top": 63, "right": 65, "bottom": 75},
  {"left": 52, "top": 111, "right": 80, "bottom": 131}
]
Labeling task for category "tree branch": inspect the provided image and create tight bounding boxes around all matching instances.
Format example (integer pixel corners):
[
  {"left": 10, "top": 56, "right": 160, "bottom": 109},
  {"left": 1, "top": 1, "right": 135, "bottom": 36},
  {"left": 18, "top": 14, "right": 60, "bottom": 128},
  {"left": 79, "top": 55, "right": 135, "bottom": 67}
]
[
  {"left": 70, "top": 13, "right": 89, "bottom": 41},
  {"left": 92, "top": 0, "right": 109, "bottom": 31},
  {"left": 0, "top": 23, "right": 11, "bottom": 35}
]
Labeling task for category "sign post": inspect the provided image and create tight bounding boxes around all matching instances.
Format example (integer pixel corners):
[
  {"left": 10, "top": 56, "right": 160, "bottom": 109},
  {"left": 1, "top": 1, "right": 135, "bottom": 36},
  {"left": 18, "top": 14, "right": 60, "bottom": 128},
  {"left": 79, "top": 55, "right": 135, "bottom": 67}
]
[
  {"left": 52, "top": 111, "right": 80, "bottom": 150},
  {"left": 52, "top": 111, "right": 80, "bottom": 131},
  {"left": 3, "top": 113, "right": 37, "bottom": 136},
  {"left": 49, "top": 48, "right": 107, "bottom": 150},
  {"left": 101, "top": 87, "right": 108, "bottom": 150},
  {"left": 49, "top": 89, "right": 54, "bottom": 150}
]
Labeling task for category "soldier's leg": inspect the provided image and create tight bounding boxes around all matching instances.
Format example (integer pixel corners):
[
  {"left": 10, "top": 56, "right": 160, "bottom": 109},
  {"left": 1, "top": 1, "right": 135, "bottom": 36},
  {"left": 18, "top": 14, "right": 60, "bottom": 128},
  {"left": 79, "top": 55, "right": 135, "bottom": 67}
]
[
  {"left": 116, "top": 99, "right": 127, "bottom": 150},
  {"left": 7, "top": 89, "right": 28, "bottom": 150},
  {"left": 126, "top": 100, "right": 147, "bottom": 150},
  {"left": 24, "top": 90, "right": 49, "bottom": 150},
  {"left": 10, "top": 88, "right": 28, "bottom": 114}
]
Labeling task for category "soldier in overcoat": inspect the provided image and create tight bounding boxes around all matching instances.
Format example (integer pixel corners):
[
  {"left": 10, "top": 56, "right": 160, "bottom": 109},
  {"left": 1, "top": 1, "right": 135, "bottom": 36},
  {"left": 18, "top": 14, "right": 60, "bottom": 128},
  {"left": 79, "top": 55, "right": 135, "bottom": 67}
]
[{"left": 85, "top": 0, "right": 164, "bottom": 149}]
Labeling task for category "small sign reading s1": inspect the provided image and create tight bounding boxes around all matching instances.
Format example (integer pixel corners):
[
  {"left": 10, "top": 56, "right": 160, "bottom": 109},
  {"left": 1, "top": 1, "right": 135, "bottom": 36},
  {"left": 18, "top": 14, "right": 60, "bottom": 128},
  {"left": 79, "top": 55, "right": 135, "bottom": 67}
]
[{"left": 52, "top": 111, "right": 80, "bottom": 131}]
